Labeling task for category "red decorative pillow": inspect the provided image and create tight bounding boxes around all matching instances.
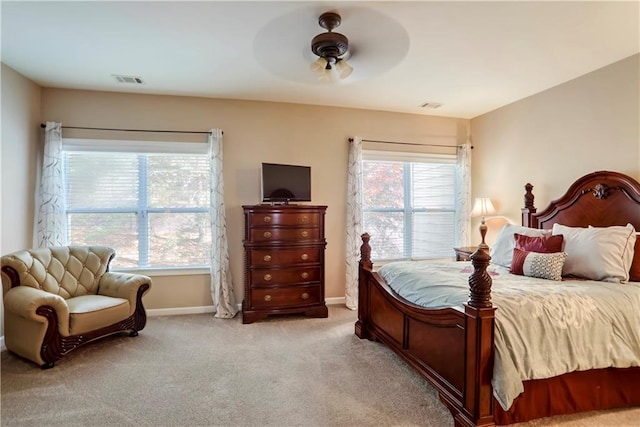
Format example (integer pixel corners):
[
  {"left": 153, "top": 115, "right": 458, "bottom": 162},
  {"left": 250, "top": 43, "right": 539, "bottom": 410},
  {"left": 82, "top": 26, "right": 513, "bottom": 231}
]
[
  {"left": 630, "top": 236, "right": 640, "bottom": 282},
  {"left": 514, "top": 233, "right": 564, "bottom": 253},
  {"left": 510, "top": 248, "right": 567, "bottom": 281},
  {"left": 510, "top": 248, "right": 529, "bottom": 275}
]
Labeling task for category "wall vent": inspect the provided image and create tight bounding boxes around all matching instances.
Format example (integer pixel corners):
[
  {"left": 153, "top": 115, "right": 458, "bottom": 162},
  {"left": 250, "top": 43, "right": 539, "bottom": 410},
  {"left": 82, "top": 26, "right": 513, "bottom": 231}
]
[
  {"left": 113, "top": 75, "right": 144, "bottom": 84},
  {"left": 419, "top": 102, "right": 442, "bottom": 109}
]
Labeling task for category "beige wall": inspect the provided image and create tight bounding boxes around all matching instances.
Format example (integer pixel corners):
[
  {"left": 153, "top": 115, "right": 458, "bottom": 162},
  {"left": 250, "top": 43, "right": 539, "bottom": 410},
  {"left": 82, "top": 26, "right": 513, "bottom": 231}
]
[
  {"left": 1, "top": 63, "right": 42, "bottom": 338},
  {"left": 41, "top": 89, "right": 469, "bottom": 309},
  {"left": 471, "top": 54, "right": 640, "bottom": 242},
  {"left": 1, "top": 64, "right": 41, "bottom": 254}
]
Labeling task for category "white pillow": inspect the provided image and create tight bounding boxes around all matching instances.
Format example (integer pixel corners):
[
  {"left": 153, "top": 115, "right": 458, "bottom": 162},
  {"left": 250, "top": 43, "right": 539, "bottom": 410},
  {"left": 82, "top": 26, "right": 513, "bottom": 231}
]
[
  {"left": 489, "top": 224, "right": 551, "bottom": 268},
  {"left": 552, "top": 223, "right": 636, "bottom": 282}
]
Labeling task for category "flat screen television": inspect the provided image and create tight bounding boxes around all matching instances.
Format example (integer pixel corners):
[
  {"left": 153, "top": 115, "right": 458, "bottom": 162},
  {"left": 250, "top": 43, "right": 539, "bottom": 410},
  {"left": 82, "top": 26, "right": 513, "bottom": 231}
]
[{"left": 261, "top": 162, "right": 311, "bottom": 203}]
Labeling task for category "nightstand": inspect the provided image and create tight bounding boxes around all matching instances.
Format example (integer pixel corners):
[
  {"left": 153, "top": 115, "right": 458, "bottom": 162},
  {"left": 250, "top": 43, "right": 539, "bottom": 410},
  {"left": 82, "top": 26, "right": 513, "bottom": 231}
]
[{"left": 454, "top": 246, "right": 479, "bottom": 261}]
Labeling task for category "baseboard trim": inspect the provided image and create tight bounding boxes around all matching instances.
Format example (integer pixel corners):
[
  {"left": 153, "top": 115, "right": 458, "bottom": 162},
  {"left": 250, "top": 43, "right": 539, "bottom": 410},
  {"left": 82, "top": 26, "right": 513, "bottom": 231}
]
[
  {"left": 326, "top": 297, "right": 346, "bottom": 306},
  {"left": 147, "top": 298, "right": 346, "bottom": 317},
  {"left": 147, "top": 306, "right": 216, "bottom": 316}
]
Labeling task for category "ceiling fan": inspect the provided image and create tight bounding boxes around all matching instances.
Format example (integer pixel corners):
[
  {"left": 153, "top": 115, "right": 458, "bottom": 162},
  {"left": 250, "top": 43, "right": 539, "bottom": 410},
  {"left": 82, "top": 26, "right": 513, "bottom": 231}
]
[
  {"left": 252, "top": 6, "right": 408, "bottom": 85},
  {"left": 310, "top": 11, "right": 353, "bottom": 80}
]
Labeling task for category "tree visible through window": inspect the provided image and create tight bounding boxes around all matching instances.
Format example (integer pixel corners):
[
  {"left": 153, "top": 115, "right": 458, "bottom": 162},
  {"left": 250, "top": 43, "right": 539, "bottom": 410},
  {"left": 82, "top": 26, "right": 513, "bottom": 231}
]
[
  {"left": 363, "top": 156, "right": 457, "bottom": 261},
  {"left": 64, "top": 151, "right": 211, "bottom": 269}
]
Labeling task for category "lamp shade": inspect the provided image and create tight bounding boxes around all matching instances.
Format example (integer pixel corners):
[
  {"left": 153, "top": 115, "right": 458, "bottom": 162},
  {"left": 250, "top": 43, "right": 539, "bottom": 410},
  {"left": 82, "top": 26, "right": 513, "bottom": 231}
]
[
  {"left": 471, "top": 198, "right": 496, "bottom": 218},
  {"left": 310, "top": 57, "right": 328, "bottom": 73},
  {"left": 335, "top": 59, "right": 353, "bottom": 79},
  {"left": 318, "top": 67, "right": 334, "bottom": 82}
]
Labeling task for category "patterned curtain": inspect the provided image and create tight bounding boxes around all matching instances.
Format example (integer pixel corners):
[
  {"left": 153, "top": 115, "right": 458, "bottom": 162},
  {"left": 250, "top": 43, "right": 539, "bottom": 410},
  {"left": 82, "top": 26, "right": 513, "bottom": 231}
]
[
  {"left": 209, "top": 129, "right": 238, "bottom": 318},
  {"left": 34, "top": 122, "right": 67, "bottom": 247},
  {"left": 455, "top": 143, "right": 472, "bottom": 247},
  {"left": 345, "top": 136, "right": 363, "bottom": 310}
]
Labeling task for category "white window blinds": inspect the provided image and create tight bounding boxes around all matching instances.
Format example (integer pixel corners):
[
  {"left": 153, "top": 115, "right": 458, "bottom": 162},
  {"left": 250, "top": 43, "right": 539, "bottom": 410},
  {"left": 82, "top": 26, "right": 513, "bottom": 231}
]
[
  {"left": 362, "top": 151, "right": 458, "bottom": 261},
  {"left": 62, "top": 139, "right": 211, "bottom": 269}
]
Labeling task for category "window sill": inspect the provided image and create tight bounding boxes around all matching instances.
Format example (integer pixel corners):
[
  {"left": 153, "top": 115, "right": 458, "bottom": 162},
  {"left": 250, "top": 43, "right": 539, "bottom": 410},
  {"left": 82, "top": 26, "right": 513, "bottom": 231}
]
[{"left": 112, "top": 267, "right": 210, "bottom": 277}]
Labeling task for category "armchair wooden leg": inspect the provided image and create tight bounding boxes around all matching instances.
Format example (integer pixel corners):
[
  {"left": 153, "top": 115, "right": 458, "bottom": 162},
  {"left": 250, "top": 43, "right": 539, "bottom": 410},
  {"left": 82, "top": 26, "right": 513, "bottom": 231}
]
[{"left": 31, "top": 284, "right": 149, "bottom": 368}]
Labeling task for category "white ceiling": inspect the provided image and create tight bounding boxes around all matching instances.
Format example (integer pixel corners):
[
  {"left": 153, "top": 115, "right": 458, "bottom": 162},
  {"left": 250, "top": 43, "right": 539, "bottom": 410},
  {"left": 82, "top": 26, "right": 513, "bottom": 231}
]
[{"left": 2, "top": 1, "right": 638, "bottom": 119}]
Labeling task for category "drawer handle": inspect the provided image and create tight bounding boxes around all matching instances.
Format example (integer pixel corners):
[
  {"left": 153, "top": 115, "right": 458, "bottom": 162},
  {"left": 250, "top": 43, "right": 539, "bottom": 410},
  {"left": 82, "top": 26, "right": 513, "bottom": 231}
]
[
  {"left": 301, "top": 253, "right": 309, "bottom": 261},
  {"left": 263, "top": 231, "right": 272, "bottom": 238},
  {"left": 301, "top": 292, "right": 309, "bottom": 300},
  {"left": 301, "top": 215, "right": 309, "bottom": 223},
  {"left": 264, "top": 295, "right": 272, "bottom": 302},
  {"left": 263, "top": 254, "right": 272, "bottom": 262},
  {"left": 301, "top": 231, "right": 309, "bottom": 238},
  {"left": 263, "top": 216, "right": 271, "bottom": 223},
  {"left": 264, "top": 274, "right": 272, "bottom": 281},
  {"left": 301, "top": 272, "right": 309, "bottom": 279}
]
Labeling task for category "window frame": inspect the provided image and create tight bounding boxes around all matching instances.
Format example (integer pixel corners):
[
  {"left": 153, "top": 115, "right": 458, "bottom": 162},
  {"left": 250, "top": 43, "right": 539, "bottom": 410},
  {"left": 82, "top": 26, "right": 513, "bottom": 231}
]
[
  {"left": 362, "top": 150, "right": 458, "bottom": 262},
  {"left": 62, "top": 138, "right": 212, "bottom": 272}
]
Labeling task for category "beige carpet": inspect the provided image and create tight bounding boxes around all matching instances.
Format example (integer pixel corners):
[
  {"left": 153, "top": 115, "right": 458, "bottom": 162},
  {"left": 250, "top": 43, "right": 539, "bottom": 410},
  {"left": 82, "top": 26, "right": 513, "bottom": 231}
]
[{"left": 1, "top": 306, "right": 638, "bottom": 427}]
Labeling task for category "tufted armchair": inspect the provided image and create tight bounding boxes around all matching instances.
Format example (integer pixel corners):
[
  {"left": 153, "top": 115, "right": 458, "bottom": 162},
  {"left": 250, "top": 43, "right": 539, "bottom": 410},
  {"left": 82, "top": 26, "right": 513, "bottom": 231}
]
[{"left": 1, "top": 246, "right": 151, "bottom": 368}]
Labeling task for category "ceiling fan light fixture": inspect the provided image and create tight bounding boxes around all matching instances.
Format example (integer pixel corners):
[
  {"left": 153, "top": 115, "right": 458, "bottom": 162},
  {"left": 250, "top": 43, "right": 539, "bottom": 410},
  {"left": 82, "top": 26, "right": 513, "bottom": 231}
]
[
  {"left": 335, "top": 59, "right": 353, "bottom": 79},
  {"left": 310, "top": 57, "right": 328, "bottom": 73},
  {"left": 310, "top": 11, "right": 352, "bottom": 81},
  {"left": 318, "top": 67, "right": 334, "bottom": 82}
]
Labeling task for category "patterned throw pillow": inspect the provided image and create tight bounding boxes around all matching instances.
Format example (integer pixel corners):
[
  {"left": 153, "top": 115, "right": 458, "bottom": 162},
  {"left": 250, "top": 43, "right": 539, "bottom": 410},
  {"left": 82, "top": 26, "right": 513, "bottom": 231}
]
[{"left": 510, "top": 248, "right": 568, "bottom": 281}]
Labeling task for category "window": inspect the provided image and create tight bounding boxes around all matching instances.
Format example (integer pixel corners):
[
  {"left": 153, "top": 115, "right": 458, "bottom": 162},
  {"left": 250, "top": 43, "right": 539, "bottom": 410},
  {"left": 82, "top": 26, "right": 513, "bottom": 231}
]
[
  {"left": 63, "top": 141, "right": 211, "bottom": 269},
  {"left": 362, "top": 151, "right": 458, "bottom": 261}
]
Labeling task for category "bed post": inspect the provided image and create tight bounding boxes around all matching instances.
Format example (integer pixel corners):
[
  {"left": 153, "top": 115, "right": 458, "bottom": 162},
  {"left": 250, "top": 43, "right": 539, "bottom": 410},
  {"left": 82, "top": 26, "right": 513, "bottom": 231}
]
[
  {"left": 521, "top": 183, "right": 537, "bottom": 228},
  {"left": 459, "top": 247, "right": 496, "bottom": 427},
  {"left": 358, "top": 232, "right": 373, "bottom": 271},
  {"left": 355, "top": 233, "right": 373, "bottom": 339}
]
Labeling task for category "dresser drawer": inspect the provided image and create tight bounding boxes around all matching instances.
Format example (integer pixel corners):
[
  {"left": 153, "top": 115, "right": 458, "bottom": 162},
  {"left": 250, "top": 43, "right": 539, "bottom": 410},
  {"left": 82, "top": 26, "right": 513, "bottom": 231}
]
[
  {"left": 251, "top": 285, "right": 321, "bottom": 309},
  {"left": 248, "top": 212, "right": 320, "bottom": 227},
  {"left": 250, "top": 248, "right": 321, "bottom": 266},
  {"left": 249, "top": 228, "right": 319, "bottom": 242},
  {"left": 251, "top": 267, "right": 320, "bottom": 285}
]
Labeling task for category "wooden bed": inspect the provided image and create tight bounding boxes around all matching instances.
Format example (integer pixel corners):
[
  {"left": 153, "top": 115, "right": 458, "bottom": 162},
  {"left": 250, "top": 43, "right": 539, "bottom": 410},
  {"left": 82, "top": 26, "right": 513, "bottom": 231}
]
[{"left": 355, "top": 170, "right": 640, "bottom": 426}]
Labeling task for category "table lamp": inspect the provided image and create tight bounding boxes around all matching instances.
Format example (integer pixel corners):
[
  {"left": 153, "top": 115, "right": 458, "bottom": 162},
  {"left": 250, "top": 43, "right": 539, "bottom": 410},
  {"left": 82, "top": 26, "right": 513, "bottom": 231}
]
[{"left": 471, "top": 197, "right": 496, "bottom": 249}]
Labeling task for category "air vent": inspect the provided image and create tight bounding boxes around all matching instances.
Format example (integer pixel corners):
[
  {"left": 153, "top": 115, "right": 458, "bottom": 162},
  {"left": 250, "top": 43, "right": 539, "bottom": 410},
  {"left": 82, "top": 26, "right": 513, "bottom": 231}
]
[
  {"left": 419, "top": 102, "right": 442, "bottom": 109},
  {"left": 113, "top": 75, "right": 144, "bottom": 84}
]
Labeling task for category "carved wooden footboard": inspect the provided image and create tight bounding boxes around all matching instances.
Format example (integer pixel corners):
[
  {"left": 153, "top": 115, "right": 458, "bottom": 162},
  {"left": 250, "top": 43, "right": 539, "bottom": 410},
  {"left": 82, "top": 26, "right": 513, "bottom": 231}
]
[
  {"left": 356, "top": 234, "right": 496, "bottom": 427},
  {"left": 355, "top": 170, "right": 640, "bottom": 427}
]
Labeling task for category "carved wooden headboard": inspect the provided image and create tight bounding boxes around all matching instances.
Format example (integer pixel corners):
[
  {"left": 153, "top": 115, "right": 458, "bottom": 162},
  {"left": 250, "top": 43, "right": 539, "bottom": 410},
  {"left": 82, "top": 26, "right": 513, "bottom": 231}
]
[{"left": 522, "top": 171, "right": 640, "bottom": 230}]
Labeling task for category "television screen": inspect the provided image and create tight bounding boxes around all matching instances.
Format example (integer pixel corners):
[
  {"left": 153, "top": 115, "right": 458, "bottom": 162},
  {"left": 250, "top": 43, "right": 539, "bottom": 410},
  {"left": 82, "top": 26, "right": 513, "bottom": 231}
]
[{"left": 261, "top": 163, "right": 311, "bottom": 203}]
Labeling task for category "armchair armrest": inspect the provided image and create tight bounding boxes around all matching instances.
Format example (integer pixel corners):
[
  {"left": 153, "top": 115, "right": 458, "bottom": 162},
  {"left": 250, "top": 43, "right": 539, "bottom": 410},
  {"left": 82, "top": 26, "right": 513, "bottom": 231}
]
[
  {"left": 98, "top": 272, "right": 152, "bottom": 315},
  {"left": 3, "top": 286, "right": 70, "bottom": 334}
]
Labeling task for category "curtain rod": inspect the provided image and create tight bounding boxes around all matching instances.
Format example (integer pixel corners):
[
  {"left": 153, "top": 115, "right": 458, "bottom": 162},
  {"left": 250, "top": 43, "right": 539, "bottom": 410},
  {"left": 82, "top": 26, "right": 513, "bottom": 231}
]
[
  {"left": 348, "top": 137, "right": 472, "bottom": 149},
  {"left": 40, "top": 123, "right": 216, "bottom": 135}
]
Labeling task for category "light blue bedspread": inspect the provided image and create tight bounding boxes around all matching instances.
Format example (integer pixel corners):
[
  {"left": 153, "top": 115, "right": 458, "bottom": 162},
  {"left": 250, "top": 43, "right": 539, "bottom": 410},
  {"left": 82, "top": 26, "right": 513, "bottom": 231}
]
[{"left": 378, "top": 260, "right": 640, "bottom": 410}]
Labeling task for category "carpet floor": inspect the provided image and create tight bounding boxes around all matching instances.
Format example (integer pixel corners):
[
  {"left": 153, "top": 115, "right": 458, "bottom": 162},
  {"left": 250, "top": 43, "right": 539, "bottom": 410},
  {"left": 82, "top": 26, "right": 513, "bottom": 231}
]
[{"left": 1, "top": 306, "right": 638, "bottom": 426}]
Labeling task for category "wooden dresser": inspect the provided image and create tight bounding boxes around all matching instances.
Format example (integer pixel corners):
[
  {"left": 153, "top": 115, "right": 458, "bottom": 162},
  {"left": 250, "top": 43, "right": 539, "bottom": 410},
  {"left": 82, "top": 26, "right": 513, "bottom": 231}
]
[{"left": 242, "top": 204, "right": 328, "bottom": 324}]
